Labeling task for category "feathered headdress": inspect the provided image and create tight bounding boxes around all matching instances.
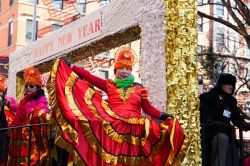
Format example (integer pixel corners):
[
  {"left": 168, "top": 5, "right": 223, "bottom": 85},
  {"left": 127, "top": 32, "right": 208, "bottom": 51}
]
[
  {"left": 23, "top": 67, "right": 42, "bottom": 87},
  {"left": 114, "top": 47, "right": 137, "bottom": 70}
]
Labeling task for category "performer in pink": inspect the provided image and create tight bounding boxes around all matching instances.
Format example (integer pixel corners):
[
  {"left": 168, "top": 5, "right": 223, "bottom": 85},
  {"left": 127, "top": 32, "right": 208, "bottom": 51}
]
[
  {"left": 47, "top": 47, "right": 189, "bottom": 166},
  {"left": 8, "top": 67, "right": 50, "bottom": 166}
]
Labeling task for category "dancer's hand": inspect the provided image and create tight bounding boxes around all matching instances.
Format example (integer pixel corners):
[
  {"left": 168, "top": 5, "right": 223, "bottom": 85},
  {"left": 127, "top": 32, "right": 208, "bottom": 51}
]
[
  {"left": 159, "top": 112, "right": 174, "bottom": 120},
  {"left": 64, "top": 60, "right": 73, "bottom": 68},
  {"left": 5, "top": 99, "right": 11, "bottom": 107}
]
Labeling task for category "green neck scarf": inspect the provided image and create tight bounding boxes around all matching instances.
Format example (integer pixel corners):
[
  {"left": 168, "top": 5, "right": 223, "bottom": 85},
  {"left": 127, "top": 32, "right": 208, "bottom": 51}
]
[{"left": 114, "top": 75, "right": 135, "bottom": 88}]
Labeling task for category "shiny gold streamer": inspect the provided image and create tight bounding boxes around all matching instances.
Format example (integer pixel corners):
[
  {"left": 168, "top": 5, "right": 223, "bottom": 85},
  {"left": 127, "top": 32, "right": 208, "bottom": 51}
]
[
  {"left": 16, "top": 73, "right": 25, "bottom": 102},
  {"left": 46, "top": 59, "right": 77, "bottom": 153},
  {"left": 164, "top": 0, "right": 201, "bottom": 165}
]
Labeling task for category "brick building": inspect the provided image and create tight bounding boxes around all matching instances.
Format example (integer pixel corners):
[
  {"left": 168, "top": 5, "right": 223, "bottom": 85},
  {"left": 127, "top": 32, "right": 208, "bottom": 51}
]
[
  {"left": 198, "top": 0, "right": 250, "bottom": 113},
  {"left": 0, "top": 0, "right": 111, "bottom": 56}
]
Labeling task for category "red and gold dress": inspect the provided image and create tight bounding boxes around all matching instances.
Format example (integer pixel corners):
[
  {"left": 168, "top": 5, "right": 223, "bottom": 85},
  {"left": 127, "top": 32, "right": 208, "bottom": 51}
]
[
  {"left": 47, "top": 60, "right": 188, "bottom": 166},
  {"left": 0, "top": 103, "right": 12, "bottom": 166}
]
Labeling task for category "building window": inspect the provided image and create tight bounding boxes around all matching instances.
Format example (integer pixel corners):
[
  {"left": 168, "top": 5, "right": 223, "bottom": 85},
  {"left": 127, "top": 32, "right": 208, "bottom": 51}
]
[
  {"left": 198, "top": 75, "right": 204, "bottom": 94},
  {"left": 216, "top": 33, "right": 224, "bottom": 51},
  {"left": 8, "top": 21, "right": 13, "bottom": 46},
  {"left": 247, "top": 68, "right": 250, "bottom": 81},
  {"left": 198, "top": 16, "right": 203, "bottom": 31},
  {"left": 198, "top": 75, "right": 203, "bottom": 85},
  {"left": 97, "top": 52, "right": 110, "bottom": 59},
  {"left": 197, "top": 0, "right": 203, "bottom": 5},
  {"left": 26, "top": 19, "right": 37, "bottom": 43},
  {"left": 216, "top": 33, "right": 224, "bottom": 45},
  {"left": 0, "top": 0, "right": 2, "bottom": 12},
  {"left": 26, "top": 19, "right": 33, "bottom": 43},
  {"left": 216, "top": 3, "right": 224, "bottom": 16},
  {"left": 99, "top": 70, "right": 109, "bottom": 79},
  {"left": 76, "top": 0, "right": 86, "bottom": 16},
  {"left": 245, "top": 47, "right": 250, "bottom": 58},
  {"left": 230, "top": 36, "right": 237, "bottom": 53},
  {"left": 27, "top": 0, "right": 39, "bottom": 4},
  {"left": 198, "top": 45, "right": 203, "bottom": 55},
  {"left": 99, "top": 0, "right": 109, "bottom": 6},
  {"left": 53, "top": 0, "right": 63, "bottom": 10},
  {"left": 230, "top": 63, "right": 237, "bottom": 75},
  {"left": 9, "top": 0, "right": 14, "bottom": 6},
  {"left": 52, "top": 24, "right": 62, "bottom": 31}
]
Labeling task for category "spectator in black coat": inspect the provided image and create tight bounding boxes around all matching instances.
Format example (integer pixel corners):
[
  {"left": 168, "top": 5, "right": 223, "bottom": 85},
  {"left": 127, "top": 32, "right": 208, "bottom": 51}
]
[{"left": 200, "top": 73, "right": 250, "bottom": 166}]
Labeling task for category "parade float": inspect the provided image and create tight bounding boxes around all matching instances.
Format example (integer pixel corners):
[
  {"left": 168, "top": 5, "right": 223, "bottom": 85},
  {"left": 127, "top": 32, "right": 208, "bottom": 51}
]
[{"left": 8, "top": 0, "right": 199, "bottom": 165}]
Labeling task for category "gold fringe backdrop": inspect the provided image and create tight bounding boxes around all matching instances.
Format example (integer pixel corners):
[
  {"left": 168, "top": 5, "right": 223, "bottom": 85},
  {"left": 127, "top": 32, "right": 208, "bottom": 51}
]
[
  {"left": 164, "top": 0, "right": 201, "bottom": 165},
  {"left": 16, "top": 73, "right": 25, "bottom": 102}
]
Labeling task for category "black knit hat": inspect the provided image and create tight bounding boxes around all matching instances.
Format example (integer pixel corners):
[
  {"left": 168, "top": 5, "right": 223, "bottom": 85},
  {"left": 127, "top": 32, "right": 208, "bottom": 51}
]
[{"left": 217, "top": 73, "right": 236, "bottom": 86}]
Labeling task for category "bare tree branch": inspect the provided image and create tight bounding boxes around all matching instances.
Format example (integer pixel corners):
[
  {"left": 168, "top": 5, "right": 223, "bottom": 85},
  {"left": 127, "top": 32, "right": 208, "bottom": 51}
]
[
  {"left": 238, "top": 108, "right": 250, "bottom": 120},
  {"left": 198, "top": 0, "right": 250, "bottom": 48},
  {"left": 235, "top": 0, "right": 250, "bottom": 24},
  {"left": 235, "top": 78, "right": 250, "bottom": 94},
  {"left": 198, "top": 0, "right": 250, "bottom": 95},
  {"left": 221, "top": 0, "right": 245, "bottom": 32},
  {"left": 198, "top": 52, "right": 250, "bottom": 61},
  {"left": 198, "top": 11, "right": 246, "bottom": 36}
]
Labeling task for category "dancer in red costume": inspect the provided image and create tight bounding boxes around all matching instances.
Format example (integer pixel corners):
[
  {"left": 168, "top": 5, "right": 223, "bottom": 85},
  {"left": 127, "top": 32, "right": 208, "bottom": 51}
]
[
  {"left": 8, "top": 67, "right": 50, "bottom": 166},
  {"left": 47, "top": 48, "right": 189, "bottom": 166}
]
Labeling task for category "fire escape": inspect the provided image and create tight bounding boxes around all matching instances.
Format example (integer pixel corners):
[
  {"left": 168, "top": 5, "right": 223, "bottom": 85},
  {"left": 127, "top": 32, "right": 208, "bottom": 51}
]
[
  {"left": 38, "top": 0, "right": 80, "bottom": 37},
  {"left": 80, "top": 53, "right": 114, "bottom": 75}
]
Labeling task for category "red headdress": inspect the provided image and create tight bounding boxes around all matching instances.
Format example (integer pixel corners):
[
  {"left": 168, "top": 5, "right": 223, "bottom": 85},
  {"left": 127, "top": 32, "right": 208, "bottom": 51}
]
[
  {"left": 0, "top": 75, "right": 7, "bottom": 93},
  {"left": 23, "top": 67, "right": 42, "bottom": 87},
  {"left": 114, "top": 47, "right": 137, "bottom": 70}
]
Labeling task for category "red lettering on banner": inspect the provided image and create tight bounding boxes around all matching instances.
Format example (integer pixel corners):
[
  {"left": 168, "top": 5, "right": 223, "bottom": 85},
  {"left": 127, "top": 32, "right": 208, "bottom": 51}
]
[
  {"left": 78, "top": 27, "right": 82, "bottom": 38},
  {"left": 78, "top": 19, "right": 101, "bottom": 39},
  {"left": 95, "top": 19, "right": 101, "bottom": 32},
  {"left": 89, "top": 22, "right": 94, "bottom": 34},
  {"left": 83, "top": 25, "right": 88, "bottom": 37},
  {"left": 58, "top": 32, "right": 73, "bottom": 47},
  {"left": 34, "top": 41, "right": 54, "bottom": 57}
]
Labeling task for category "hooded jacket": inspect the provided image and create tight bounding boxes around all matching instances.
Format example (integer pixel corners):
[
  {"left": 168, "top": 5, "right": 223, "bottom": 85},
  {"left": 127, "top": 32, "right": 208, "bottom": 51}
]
[{"left": 200, "top": 73, "right": 247, "bottom": 139}]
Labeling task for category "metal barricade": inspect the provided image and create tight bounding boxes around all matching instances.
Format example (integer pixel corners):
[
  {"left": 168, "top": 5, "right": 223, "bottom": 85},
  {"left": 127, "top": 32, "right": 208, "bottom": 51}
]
[
  {"left": 201, "top": 124, "right": 244, "bottom": 166},
  {"left": 0, "top": 123, "right": 52, "bottom": 166}
]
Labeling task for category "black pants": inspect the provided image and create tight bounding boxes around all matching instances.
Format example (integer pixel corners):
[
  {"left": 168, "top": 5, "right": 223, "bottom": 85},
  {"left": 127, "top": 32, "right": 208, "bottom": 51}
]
[
  {"left": 0, "top": 131, "right": 9, "bottom": 164},
  {"left": 52, "top": 146, "right": 69, "bottom": 166},
  {"left": 50, "top": 131, "right": 69, "bottom": 166}
]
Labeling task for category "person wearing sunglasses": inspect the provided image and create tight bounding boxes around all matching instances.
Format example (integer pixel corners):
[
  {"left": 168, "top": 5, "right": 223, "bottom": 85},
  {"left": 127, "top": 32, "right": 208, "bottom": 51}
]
[
  {"left": 24, "top": 84, "right": 38, "bottom": 94},
  {"left": 7, "top": 67, "right": 50, "bottom": 166}
]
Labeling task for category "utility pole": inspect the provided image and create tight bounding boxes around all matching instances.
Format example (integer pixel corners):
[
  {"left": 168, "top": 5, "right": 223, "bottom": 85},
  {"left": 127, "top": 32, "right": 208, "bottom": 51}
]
[{"left": 32, "top": 0, "right": 37, "bottom": 42}]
